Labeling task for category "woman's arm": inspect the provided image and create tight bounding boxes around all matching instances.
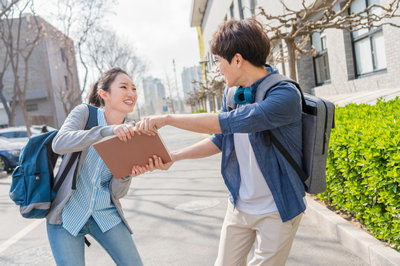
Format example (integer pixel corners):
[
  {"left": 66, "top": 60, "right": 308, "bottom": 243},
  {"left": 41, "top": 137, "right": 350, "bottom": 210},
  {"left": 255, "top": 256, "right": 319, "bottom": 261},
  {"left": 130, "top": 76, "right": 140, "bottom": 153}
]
[{"left": 52, "top": 104, "right": 115, "bottom": 155}]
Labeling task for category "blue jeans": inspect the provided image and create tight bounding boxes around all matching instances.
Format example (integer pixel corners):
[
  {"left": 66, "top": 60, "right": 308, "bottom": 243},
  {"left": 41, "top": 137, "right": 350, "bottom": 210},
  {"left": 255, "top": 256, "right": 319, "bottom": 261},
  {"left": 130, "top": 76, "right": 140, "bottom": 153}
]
[{"left": 47, "top": 217, "right": 143, "bottom": 266}]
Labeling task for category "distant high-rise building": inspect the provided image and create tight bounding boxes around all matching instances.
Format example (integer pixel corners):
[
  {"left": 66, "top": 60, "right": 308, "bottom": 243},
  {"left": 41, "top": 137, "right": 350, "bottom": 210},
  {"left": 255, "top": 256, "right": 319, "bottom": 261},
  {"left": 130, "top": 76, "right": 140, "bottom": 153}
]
[
  {"left": 181, "top": 65, "right": 202, "bottom": 100},
  {"left": 142, "top": 76, "right": 166, "bottom": 115}
]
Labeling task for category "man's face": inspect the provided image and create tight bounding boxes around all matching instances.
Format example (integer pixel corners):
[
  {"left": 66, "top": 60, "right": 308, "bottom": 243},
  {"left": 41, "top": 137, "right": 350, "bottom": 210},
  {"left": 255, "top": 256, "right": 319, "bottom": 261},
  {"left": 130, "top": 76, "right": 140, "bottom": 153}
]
[{"left": 215, "top": 55, "right": 240, "bottom": 87}]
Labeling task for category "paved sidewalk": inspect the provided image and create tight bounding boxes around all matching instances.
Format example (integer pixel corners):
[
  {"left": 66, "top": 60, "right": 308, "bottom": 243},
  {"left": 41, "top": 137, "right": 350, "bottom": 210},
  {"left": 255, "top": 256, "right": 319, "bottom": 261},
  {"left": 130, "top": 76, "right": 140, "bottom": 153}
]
[
  {"left": 121, "top": 126, "right": 369, "bottom": 265},
  {"left": 317, "top": 87, "right": 400, "bottom": 106},
  {"left": 1, "top": 126, "right": 398, "bottom": 265}
]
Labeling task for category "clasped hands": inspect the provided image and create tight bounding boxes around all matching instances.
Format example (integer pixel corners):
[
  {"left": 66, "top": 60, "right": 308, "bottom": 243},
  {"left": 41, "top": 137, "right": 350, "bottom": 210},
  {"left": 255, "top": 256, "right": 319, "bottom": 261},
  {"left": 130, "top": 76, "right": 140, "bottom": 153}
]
[{"left": 112, "top": 116, "right": 172, "bottom": 177}]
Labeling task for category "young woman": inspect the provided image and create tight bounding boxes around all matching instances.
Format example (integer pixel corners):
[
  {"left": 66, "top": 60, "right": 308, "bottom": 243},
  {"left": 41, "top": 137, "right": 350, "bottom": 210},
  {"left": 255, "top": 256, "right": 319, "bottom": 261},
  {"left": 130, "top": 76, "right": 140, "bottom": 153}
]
[{"left": 46, "top": 68, "right": 148, "bottom": 265}]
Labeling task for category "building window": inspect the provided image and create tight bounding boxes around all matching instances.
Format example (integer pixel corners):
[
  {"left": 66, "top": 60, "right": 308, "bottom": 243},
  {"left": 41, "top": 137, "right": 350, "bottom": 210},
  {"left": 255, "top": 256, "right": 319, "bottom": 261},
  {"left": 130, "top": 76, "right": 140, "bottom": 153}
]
[
  {"left": 230, "top": 2, "right": 234, "bottom": 18},
  {"left": 351, "top": 0, "right": 386, "bottom": 76},
  {"left": 64, "top": 75, "right": 69, "bottom": 91},
  {"left": 312, "top": 32, "right": 331, "bottom": 85},
  {"left": 250, "top": 0, "right": 258, "bottom": 15},
  {"left": 238, "top": 0, "right": 244, "bottom": 19},
  {"left": 60, "top": 48, "right": 65, "bottom": 62},
  {"left": 26, "top": 103, "right": 38, "bottom": 112}
]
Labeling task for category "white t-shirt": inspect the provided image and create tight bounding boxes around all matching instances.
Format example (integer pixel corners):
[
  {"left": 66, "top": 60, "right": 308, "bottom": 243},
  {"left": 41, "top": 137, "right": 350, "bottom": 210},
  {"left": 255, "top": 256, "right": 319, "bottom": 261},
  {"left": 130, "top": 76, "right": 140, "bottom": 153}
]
[{"left": 234, "top": 133, "right": 278, "bottom": 215}]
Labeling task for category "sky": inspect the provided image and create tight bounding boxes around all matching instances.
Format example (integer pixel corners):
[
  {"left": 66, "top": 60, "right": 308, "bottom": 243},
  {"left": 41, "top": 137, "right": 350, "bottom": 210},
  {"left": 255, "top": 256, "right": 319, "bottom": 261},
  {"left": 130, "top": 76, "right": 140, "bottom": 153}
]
[
  {"left": 34, "top": 0, "right": 201, "bottom": 98},
  {"left": 105, "top": 0, "right": 201, "bottom": 92}
]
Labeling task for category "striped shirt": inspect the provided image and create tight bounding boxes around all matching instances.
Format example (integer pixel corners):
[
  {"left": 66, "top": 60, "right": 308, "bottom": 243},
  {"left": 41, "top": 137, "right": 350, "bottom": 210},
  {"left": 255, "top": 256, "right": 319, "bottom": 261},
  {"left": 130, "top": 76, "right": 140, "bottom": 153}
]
[{"left": 62, "top": 108, "right": 121, "bottom": 236}]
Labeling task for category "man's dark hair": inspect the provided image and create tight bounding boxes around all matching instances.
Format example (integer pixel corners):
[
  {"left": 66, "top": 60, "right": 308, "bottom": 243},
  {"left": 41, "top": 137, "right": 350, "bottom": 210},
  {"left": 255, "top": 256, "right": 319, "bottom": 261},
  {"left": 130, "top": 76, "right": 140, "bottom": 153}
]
[{"left": 210, "top": 18, "right": 270, "bottom": 67}]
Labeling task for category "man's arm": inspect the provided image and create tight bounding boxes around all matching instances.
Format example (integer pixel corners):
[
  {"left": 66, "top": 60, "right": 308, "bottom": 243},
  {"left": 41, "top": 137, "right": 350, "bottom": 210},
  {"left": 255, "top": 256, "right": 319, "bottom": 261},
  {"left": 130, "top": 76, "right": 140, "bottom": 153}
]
[
  {"left": 146, "top": 138, "right": 221, "bottom": 172},
  {"left": 172, "top": 138, "right": 221, "bottom": 161},
  {"left": 136, "top": 113, "right": 221, "bottom": 135}
]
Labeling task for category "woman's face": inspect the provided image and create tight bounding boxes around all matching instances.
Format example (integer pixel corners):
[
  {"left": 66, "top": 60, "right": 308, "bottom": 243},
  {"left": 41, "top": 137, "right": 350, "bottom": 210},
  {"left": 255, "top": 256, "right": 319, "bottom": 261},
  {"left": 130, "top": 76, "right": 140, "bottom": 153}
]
[{"left": 101, "top": 73, "right": 137, "bottom": 114}]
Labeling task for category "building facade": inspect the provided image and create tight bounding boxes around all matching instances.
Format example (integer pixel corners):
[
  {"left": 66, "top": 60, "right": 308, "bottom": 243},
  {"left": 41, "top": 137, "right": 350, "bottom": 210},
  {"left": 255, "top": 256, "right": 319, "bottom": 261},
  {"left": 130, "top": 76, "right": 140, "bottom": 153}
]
[
  {"left": 0, "top": 15, "right": 80, "bottom": 128},
  {"left": 190, "top": 0, "right": 400, "bottom": 99}
]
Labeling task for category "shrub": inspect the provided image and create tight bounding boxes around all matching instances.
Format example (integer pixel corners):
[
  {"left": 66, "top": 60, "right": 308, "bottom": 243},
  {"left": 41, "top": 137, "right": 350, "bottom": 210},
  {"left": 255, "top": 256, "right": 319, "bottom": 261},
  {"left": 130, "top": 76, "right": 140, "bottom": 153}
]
[
  {"left": 194, "top": 108, "right": 207, "bottom": 113},
  {"left": 318, "top": 97, "right": 400, "bottom": 250}
]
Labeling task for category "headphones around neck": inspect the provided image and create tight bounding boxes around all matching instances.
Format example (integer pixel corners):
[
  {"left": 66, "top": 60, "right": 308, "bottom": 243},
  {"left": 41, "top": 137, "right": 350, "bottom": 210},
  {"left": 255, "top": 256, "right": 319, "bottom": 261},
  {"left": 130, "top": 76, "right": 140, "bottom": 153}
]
[{"left": 234, "top": 86, "right": 252, "bottom": 105}]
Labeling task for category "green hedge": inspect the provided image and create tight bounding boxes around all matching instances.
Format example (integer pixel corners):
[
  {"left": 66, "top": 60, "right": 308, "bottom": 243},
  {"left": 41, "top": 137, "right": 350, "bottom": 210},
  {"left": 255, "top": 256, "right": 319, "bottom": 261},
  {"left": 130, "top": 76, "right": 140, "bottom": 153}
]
[
  {"left": 194, "top": 108, "right": 207, "bottom": 113},
  {"left": 318, "top": 98, "right": 400, "bottom": 250}
]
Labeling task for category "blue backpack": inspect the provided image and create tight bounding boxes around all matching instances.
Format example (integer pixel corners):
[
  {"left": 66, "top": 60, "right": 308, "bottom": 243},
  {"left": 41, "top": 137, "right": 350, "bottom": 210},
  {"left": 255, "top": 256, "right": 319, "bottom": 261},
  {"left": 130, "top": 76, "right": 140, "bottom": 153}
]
[{"left": 9, "top": 104, "right": 98, "bottom": 218}]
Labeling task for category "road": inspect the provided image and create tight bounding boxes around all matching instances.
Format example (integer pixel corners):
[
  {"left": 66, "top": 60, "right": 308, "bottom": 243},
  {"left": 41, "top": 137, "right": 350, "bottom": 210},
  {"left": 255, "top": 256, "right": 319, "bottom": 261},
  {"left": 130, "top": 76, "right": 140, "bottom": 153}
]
[{"left": 0, "top": 126, "right": 366, "bottom": 265}]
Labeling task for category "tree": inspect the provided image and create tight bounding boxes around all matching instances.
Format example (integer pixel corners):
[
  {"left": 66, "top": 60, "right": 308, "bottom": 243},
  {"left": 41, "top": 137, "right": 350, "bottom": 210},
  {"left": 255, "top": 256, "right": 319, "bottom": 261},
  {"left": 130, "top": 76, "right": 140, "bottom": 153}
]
[
  {"left": 0, "top": 36, "right": 10, "bottom": 123},
  {"left": 207, "top": 71, "right": 225, "bottom": 111},
  {"left": 184, "top": 91, "right": 197, "bottom": 112},
  {"left": 259, "top": 0, "right": 400, "bottom": 81},
  {"left": 185, "top": 82, "right": 207, "bottom": 112},
  {"left": 163, "top": 73, "right": 176, "bottom": 114},
  {"left": 86, "top": 28, "right": 147, "bottom": 86},
  {"left": 0, "top": 0, "right": 20, "bottom": 124},
  {"left": 0, "top": 0, "right": 20, "bottom": 19},
  {"left": 0, "top": 0, "right": 43, "bottom": 135},
  {"left": 51, "top": 0, "right": 115, "bottom": 111}
]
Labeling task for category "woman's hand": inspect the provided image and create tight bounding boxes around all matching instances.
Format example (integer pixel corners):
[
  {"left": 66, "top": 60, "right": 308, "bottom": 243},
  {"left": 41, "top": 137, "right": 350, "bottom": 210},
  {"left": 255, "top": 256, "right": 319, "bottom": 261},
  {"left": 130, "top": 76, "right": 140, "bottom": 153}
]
[
  {"left": 135, "top": 115, "right": 167, "bottom": 136},
  {"left": 113, "top": 124, "right": 135, "bottom": 142},
  {"left": 130, "top": 164, "right": 149, "bottom": 177},
  {"left": 147, "top": 155, "right": 174, "bottom": 171},
  {"left": 130, "top": 153, "right": 177, "bottom": 177}
]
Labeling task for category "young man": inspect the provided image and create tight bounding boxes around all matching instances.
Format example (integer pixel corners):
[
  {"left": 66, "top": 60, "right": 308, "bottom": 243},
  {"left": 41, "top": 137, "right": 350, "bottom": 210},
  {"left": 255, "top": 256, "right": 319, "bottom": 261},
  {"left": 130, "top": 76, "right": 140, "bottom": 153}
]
[{"left": 137, "top": 18, "right": 306, "bottom": 266}]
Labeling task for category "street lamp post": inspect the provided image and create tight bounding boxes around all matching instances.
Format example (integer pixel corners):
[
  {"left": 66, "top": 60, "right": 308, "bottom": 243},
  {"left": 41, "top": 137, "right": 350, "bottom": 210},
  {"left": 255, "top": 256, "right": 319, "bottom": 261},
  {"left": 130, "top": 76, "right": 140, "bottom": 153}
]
[{"left": 199, "top": 60, "right": 213, "bottom": 112}]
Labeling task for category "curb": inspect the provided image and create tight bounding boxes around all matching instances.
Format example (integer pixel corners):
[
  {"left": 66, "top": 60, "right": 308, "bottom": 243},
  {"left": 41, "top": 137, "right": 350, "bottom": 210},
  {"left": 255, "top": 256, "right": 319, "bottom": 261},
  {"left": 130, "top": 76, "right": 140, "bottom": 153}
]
[{"left": 305, "top": 196, "right": 400, "bottom": 266}]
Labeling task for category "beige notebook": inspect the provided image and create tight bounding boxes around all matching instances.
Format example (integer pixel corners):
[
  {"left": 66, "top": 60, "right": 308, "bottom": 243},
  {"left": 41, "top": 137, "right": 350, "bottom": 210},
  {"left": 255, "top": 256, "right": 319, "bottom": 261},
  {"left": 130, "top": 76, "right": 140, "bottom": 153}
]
[{"left": 93, "top": 133, "right": 171, "bottom": 178}]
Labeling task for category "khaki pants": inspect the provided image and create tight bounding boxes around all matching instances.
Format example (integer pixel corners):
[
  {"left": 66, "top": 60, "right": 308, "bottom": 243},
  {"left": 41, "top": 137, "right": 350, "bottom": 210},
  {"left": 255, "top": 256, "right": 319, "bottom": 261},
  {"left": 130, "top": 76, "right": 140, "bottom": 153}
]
[{"left": 215, "top": 202, "right": 303, "bottom": 266}]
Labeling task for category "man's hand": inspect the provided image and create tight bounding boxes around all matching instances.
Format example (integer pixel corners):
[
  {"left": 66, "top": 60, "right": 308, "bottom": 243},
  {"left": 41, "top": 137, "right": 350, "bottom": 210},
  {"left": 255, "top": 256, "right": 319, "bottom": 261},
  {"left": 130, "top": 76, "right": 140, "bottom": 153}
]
[
  {"left": 135, "top": 115, "right": 167, "bottom": 136},
  {"left": 113, "top": 124, "right": 135, "bottom": 142}
]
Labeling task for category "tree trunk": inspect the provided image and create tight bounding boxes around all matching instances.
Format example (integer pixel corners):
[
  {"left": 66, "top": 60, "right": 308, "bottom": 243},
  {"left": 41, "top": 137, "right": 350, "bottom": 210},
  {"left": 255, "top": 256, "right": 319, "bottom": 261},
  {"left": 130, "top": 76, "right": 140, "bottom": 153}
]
[
  {"left": 9, "top": 83, "right": 17, "bottom": 126},
  {"left": 19, "top": 95, "right": 31, "bottom": 137},
  {"left": 21, "top": 58, "right": 32, "bottom": 137},
  {"left": 0, "top": 75, "right": 11, "bottom": 123},
  {"left": 78, "top": 42, "right": 89, "bottom": 95},
  {"left": 285, "top": 38, "right": 298, "bottom": 81},
  {"left": 0, "top": 92, "right": 11, "bottom": 122}
]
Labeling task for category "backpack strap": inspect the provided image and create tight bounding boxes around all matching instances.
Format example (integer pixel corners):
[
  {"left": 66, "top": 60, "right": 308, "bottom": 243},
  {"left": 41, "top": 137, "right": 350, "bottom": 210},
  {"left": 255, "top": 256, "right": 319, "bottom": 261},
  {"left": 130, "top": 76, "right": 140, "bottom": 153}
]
[
  {"left": 257, "top": 74, "right": 309, "bottom": 185},
  {"left": 226, "top": 86, "right": 238, "bottom": 111},
  {"left": 53, "top": 104, "right": 98, "bottom": 192},
  {"left": 223, "top": 72, "right": 310, "bottom": 187},
  {"left": 226, "top": 74, "right": 310, "bottom": 113},
  {"left": 85, "top": 104, "right": 98, "bottom": 130},
  {"left": 265, "top": 131, "right": 308, "bottom": 183},
  {"left": 255, "top": 73, "right": 307, "bottom": 108}
]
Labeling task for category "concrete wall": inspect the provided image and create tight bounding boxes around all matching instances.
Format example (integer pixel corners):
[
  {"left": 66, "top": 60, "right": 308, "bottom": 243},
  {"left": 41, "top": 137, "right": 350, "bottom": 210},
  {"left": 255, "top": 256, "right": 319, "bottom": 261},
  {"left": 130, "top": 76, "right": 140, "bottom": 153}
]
[
  {"left": 0, "top": 16, "right": 80, "bottom": 128},
  {"left": 312, "top": 20, "right": 400, "bottom": 96},
  {"left": 296, "top": 0, "right": 400, "bottom": 97},
  {"left": 193, "top": 0, "right": 400, "bottom": 98}
]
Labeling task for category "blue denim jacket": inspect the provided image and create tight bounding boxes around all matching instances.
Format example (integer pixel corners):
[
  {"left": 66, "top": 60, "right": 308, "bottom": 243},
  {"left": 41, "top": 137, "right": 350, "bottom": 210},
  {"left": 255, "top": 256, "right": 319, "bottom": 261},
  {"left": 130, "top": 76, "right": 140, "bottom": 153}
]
[{"left": 210, "top": 67, "right": 306, "bottom": 222}]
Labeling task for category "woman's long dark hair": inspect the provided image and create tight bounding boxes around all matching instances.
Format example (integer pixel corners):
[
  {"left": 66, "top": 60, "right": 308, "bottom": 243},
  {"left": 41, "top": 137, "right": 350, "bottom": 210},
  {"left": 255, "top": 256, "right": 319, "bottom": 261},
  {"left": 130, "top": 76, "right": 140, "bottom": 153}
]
[{"left": 88, "top": 68, "right": 129, "bottom": 107}]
